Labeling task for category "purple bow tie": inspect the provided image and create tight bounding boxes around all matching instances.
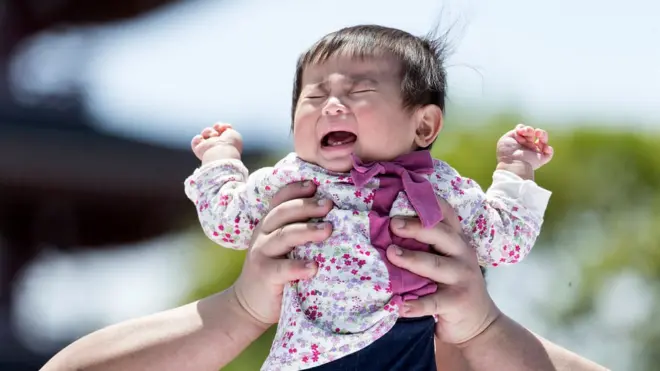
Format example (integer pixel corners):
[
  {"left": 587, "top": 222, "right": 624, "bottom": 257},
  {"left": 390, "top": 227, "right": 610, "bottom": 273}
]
[{"left": 350, "top": 151, "right": 443, "bottom": 228}]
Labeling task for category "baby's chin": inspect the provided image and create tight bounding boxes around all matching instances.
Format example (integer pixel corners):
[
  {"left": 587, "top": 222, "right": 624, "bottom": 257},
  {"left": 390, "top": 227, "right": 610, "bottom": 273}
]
[
  {"left": 313, "top": 156, "right": 354, "bottom": 174},
  {"left": 297, "top": 153, "right": 354, "bottom": 174},
  {"left": 322, "top": 161, "right": 353, "bottom": 173}
]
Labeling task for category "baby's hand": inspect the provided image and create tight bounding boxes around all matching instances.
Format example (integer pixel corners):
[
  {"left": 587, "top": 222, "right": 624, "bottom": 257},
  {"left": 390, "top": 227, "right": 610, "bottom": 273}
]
[
  {"left": 191, "top": 123, "right": 243, "bottom": 163},
  {"left": 496, "top": 124, "right": 554, "bottom": 170}
]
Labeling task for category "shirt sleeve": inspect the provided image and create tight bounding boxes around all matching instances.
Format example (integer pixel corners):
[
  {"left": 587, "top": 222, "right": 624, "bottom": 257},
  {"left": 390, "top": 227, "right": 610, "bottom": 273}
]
[
  {"left": 430, "top": 161, "right": 551, "bottom": 266},
  {"left": 184, "top": 159, "right": 272, "bottom": 250},
  {"left": 183, "top": 153, "right": 305, "bottom": 250}
]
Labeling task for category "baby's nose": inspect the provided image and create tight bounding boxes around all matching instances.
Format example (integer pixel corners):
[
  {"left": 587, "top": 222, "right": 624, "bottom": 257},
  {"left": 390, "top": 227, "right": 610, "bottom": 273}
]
[{"left": 323, "top": 100, "right": 347, "bottom": 116}]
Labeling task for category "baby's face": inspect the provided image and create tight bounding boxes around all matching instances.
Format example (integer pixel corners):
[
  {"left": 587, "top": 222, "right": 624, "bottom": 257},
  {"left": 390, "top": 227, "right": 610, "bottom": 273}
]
[{"left": 293, "top": 54, "right": 419, "bottom": 173}]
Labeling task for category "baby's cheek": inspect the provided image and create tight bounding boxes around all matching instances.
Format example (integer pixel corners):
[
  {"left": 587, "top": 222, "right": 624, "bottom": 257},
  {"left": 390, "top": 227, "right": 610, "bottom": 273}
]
[
  {"left": 293, "top": 129, "right": 317, "bottom": 157},
  {"left": 294, "top": 143, "right": 317, "bottom": 165},
  {"left": 361, "top": 131, "right": 413, "bottom": 161}
]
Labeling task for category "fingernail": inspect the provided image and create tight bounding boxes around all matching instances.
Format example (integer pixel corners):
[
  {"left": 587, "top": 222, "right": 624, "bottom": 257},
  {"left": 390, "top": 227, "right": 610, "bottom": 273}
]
[
  {"left": 391, "top": 218, "right": 406, "bottom": 229},
  {"left": 302, "top": 180, "right": 311, "bottom": 187},
  {"left": 305, "top": 261, "right": 316, "bottom": 269},
  {"left": 315, "top": 222, "right": 327, "bottom": 229},
  {"left": 317, "top": 199, "right": 327, "bottom": 206},
  {"left": 392, "top": 246, "right": 403, "bottom": 256}
]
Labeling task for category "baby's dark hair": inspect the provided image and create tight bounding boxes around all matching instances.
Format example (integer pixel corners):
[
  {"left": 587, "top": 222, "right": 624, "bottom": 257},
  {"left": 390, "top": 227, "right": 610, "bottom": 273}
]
[{"left": 290, "top": 24, "right": 450, "bottom": 148}]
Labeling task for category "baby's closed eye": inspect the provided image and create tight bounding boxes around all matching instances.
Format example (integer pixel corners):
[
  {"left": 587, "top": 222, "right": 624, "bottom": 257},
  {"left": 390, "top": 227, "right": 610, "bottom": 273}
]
[{"left": 350, "top": 89, "right": 375, "bottom": 94}]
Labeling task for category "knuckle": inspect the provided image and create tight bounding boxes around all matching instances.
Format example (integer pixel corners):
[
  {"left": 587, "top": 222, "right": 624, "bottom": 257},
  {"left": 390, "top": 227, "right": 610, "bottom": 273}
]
[
  {"left": 271, "top": 185, "right": 303, "bottom": 209},
  {"left": 459, "top": 262, "right": 472, "bottom": 280},
  {"left": 438, "top": 222, "right": 451, "bottom": 233},
  {"left": 457, "top": 260, "right": 477, "bottom": 282},
  {"left": 432, "top": 255, "right": 444, "bottom": 270},
  {"left": 453, "top": 233, "right": 469, "bottom": 252},
  {"left": 432, "top": 296, "right": 440, "bottom": 315},
  {"left": 274, "top": 226, "right": 287, "bottom": 243},
  {"left": 274, "top": 260, "right": 283, "bottom": 277}
]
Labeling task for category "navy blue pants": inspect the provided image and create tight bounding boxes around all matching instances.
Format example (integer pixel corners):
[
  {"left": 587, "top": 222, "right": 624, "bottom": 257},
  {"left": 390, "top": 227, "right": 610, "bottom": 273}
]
[{"left": 306, "top": 316, "right": 436, "bottom": 371}]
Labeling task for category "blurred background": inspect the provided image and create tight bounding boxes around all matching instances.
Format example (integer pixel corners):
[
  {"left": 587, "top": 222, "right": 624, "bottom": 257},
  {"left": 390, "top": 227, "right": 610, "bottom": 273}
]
[{"left": 0, "top": 0, "right": 658, "bottom": 370}]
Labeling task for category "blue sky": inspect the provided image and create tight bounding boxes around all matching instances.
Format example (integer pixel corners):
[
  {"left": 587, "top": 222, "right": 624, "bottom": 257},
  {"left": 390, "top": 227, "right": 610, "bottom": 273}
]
[{"left": 11, "top": 0, "right": 660, "bottom": 150}]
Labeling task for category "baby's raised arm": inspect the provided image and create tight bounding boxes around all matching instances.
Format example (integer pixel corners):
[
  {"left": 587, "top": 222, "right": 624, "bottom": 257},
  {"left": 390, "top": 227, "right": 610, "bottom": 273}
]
[
  {"left": 185, "top": 162, "right": 273, "bottom": 250},
  {"left": 185, "top": 123, "right": 264, "bottom": 249},
  {"left": 431, "top": 161, "right": 551, "bottom": 266}
]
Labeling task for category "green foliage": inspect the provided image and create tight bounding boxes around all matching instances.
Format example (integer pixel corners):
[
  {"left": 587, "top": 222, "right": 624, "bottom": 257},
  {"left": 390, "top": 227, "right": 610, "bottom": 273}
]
[{"left": 183, "top": 115, "right": 660, "bottom": 370}]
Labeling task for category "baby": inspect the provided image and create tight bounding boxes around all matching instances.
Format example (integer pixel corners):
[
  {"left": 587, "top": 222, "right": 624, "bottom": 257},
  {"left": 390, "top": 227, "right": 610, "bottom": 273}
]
[{"left": 185, "top": 25, "right": 553, "bottom": 371}]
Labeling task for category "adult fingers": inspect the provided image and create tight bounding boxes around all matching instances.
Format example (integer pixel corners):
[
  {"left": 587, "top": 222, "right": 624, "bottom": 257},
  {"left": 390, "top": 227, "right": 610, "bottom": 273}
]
[
  {"left": 262, "top": 257, "right": 319, "bottom": 285},
  {"left": 400, "top": 290, "right": 446, "bottom": 318},
  {"left": 256, "top": 221, "right": 332, "bottom": 258},
  {"left": 260, "top": 196, "right": 333, "bottom": 235},
  {"left": 389, "top": 217, "right": 469, "bottom": 258},
  {"left": 386, "top": 246, "right": 465, "bottom": 286},
  {"left": 270, "top": 181, "right": 318, "bottom": 209}
]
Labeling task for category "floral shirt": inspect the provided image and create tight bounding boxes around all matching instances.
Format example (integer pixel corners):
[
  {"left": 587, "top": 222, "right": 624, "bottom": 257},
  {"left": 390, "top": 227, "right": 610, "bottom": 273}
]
[{"left": 184, "top": 150, "right": 551, "bottom": 370}]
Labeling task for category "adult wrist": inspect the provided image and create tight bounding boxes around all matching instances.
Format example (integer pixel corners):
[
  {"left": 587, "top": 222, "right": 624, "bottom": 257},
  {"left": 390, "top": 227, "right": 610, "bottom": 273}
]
[
  {"left": 225, "top": 286, "right": 272, "bottom": 333},
  {"left": 455, "top": 310, "right": 506, "bottom": 351}
]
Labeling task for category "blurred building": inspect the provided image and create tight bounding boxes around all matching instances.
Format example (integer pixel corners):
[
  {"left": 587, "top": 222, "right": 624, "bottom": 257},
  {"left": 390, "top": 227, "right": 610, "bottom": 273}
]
[{"left": 0, "top": 1, "right": 268, "bottom": 368}]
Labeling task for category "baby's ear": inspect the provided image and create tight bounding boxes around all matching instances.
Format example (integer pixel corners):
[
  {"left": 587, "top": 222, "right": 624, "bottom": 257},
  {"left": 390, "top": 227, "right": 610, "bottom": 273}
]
[{"left": 414, "top": 105, "right": 443, "bottom": 148}]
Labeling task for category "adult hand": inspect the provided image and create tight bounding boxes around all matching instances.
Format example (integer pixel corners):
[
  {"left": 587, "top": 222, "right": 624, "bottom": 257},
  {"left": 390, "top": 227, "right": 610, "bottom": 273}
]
[
  {"left": 233, "top": 181, "right": 334, "bottom": 326},
  {"left": 39, "top": 183, "right": 334, "bottom": 371},
  {"left": 385, "top": 199, "right": 501, "bottom": 345}
]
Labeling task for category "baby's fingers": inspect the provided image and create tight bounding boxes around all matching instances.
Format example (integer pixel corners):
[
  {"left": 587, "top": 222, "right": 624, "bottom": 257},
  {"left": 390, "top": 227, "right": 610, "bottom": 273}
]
[
  {"left": 191, "top": 135, "right": 203, "bottom": 148},
  {"left": 534, "top": 129, "right": 548, "bottom": 145},
  {"left": 515, "top": 125, "right": 535, "bottom": 140},
  {"left": 213, "top": 123, "right": 233, "bottom": 134},
  {"left": 201, "top": 127, "right": 219, "bottom": 139}
]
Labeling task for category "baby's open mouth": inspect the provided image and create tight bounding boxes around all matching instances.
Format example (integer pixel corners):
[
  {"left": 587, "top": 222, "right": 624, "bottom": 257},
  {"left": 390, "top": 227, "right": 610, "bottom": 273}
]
[{"left": 321, "top": 131, "right": 357, "bottom": 147}]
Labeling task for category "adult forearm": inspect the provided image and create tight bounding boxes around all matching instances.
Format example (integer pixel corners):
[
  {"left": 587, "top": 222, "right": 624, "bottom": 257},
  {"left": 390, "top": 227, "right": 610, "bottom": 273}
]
[
  {"left": 459, "top": 314, "right": 609, "bottom": 371},
  {"left": 534, "top": 332, "right": 610, "bottom": 371},
  {"left": 41, "top": 287, "right": 267, "bottom": 371}
]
